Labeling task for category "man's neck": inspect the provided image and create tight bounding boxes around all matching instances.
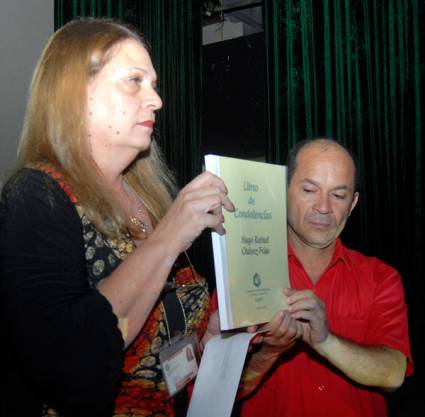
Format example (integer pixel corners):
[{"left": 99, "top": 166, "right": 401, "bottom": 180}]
[{"left": 288, "top": 234, "right": 336, "bottom": 284}]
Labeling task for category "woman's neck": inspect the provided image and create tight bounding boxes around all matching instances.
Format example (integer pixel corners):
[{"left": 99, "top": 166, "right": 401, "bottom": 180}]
[{"left": 91, "top": 147, "right": 138, "bottom": 189}]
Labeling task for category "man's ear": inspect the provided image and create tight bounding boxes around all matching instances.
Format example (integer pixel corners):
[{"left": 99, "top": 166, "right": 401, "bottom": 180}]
[{"left": 349, "top": 192, "right": 359, "bottom": 215}]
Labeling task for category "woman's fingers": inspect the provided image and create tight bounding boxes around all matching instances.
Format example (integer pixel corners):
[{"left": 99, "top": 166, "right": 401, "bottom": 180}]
[
  {"left": 149, "top": 171, "right": 236, "bottom": 257},
  {"left": 183, "top": 171, "right": 228, "bottom": 194},
  {"left": 181, "top": 171, "right": 235, "bottom": 213},
  {"left": 156, "top": 179, "right": 234, "bottom": 249}
]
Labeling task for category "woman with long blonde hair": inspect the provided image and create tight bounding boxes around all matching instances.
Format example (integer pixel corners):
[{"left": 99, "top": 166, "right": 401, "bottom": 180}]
[{"left": 0, "top": 17, "right": 232, "bottom": 417}]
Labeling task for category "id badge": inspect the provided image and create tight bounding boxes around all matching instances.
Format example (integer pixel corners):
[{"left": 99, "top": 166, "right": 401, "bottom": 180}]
[{"left": 159, "top": 333, "right": 199, "bottom": 396}]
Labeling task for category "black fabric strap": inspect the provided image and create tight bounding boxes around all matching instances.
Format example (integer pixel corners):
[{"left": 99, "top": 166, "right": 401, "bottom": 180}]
[
  {"left": 162, "top": 288, "right": 190, "bottom": 417},
  {"left": 161, "top": 254, "right": 190, "bottom": 338},
  {"left": 161, "top": 289, "right": 186, "bottom": 338}
]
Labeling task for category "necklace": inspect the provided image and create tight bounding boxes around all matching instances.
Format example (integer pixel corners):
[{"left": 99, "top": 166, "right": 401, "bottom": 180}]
[
  {"left": 129, "top": 216, "right": 149, "bottom": 234},
  {"left": 123, "top": 180, "right": 151, "bottom": 236}
]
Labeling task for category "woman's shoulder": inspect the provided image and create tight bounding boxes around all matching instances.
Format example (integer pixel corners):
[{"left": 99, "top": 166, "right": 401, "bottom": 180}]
[
  {"left": 1, "top": 167, "right": 74, "bottom": 214},
  {"left": 3, "top": 166, "right": 53, "bottom": 191},
  {"left": 0, "top": 167, "right": 83, "bottom": 255}
]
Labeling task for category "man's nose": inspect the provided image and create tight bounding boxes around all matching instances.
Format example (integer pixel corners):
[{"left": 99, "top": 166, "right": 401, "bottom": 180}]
[{"left": 313, "top": 192, "right": 332, "bottom": 214}]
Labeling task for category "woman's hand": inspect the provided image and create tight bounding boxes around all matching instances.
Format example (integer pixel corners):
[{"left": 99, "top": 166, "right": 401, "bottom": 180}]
[
  {"left": 200, "top": 310, "right": 220, "bottom": 351},
  {"left": 150, "top": 171, "right": 235, "bottom": 257},
  {"left": 98, "top": 172, "right": 233, "bottom": 347}
]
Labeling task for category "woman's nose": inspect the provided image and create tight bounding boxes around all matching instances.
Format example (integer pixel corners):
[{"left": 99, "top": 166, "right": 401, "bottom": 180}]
[
  {"left": 144, "top": 85, "right": 163, "bottom": 111},
  {"left": 151, "top": 88, "right": 163, "bottom": 110}
]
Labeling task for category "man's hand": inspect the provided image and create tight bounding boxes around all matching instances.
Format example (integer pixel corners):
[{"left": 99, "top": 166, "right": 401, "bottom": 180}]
[
  {"left": 285, "top": 289, "right": 407, "bottom": 389},
  {"left": 285, "top": 288, "right": 329, "bottom": 347},
  {"left": 257, "top": 309, "right": 303, "bottom": 358},
  {"left": 237, "top": 307, "right": 303, "bottom": 398}
]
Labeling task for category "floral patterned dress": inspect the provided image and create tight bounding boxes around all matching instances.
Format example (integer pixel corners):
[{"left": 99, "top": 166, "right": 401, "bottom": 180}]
[{"left": 41, "top": 166, "right": 211, "bottom": 417}]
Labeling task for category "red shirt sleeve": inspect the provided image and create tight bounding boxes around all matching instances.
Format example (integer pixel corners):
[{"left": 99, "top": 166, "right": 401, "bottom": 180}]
[{"left": 365, "top": 263, "right": 414, "bottom": 375}]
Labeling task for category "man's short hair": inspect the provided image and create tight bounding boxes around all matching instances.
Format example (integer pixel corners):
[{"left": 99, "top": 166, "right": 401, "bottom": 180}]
[{"left": 286, "top": 137, "right": 360, "bottom": 193}]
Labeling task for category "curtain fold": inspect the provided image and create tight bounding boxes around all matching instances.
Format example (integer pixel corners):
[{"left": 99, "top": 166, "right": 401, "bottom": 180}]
[
  {"left": 138, "top": 0, "right": 202, "bottom": 186},
  {"left": 264, "top": 0, "right": 423, "bottom": 267},
  {"left": 264, "top": 1, "right": 424, "bottom": 414}
]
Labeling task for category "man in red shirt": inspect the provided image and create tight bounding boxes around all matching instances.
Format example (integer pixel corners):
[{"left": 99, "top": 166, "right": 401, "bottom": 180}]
[{"left": 237, "top": 138, "right": 413, "bottom": 417}]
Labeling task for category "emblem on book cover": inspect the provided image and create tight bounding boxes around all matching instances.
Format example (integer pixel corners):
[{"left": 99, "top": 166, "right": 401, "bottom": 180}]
[{"left": 253, "top": 273, "right": 261, "bottom": 288}]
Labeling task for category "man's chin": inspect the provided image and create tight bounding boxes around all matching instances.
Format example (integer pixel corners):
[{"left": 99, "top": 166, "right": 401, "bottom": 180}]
[
  {"left": 288, "top": 227, "right": 338, "bottom": 250},
  {"left": 304, "top": 236, "right": 337, "bottom": 250}
]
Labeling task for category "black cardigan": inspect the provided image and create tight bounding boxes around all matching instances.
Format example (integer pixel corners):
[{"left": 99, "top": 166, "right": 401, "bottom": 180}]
[{"left": 0, "top": 169, "right": 124, "bottom": 417}]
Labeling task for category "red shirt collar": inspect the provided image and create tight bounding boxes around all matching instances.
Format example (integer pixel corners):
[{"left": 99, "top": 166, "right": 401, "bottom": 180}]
[{"left": 288, "top": 239, "right": 353, "bottom": 271}]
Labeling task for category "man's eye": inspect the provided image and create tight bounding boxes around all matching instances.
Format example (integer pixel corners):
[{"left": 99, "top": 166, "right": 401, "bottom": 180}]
[
  {"left": 333, "top": 193, "right": 346, "bottom": 199},
  {"left": 303, "top": 188, "right": 314, "bottom": 193}
]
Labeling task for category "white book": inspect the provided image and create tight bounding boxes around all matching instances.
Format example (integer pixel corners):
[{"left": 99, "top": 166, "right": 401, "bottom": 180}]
[{"left": 205, "top": 154, "right": 290, "bottom": 330}]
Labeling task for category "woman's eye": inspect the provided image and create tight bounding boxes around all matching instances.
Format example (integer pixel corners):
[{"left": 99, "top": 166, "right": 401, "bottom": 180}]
[{"left": 129, "top": 76, "right": 142, "bottom": 84}]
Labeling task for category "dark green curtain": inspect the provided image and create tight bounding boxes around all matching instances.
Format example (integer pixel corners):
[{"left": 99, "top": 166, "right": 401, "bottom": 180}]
[
  {"left": 55, "top": 0, "right": 202, "bottom": 187},
  {"left": 264, "top": 0, "right": 424, "bottom": 414},
  {"left": 136, "top": 1, "right": 202, "bottom": 186},
  {"left": 55, "top": 0, "right": 138, "bottom": 25}
]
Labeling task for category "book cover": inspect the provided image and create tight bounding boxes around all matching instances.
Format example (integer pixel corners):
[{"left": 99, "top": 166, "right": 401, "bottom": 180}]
[{"left": 205, "top": 155, "right": 289, "bottom": 330}]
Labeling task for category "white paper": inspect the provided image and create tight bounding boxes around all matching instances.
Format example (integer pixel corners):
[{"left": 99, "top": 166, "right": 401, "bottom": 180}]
[
  {"left": 204, "top": 154, "right": 232, "bottom": 330},
  {"left": 187, "top": 332, "right": 257, "bottom": 417}
]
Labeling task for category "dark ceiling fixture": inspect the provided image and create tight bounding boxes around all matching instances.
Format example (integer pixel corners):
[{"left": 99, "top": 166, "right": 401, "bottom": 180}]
[{"left": 202, "top": 1, "right": 262, "bottom": 25}]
